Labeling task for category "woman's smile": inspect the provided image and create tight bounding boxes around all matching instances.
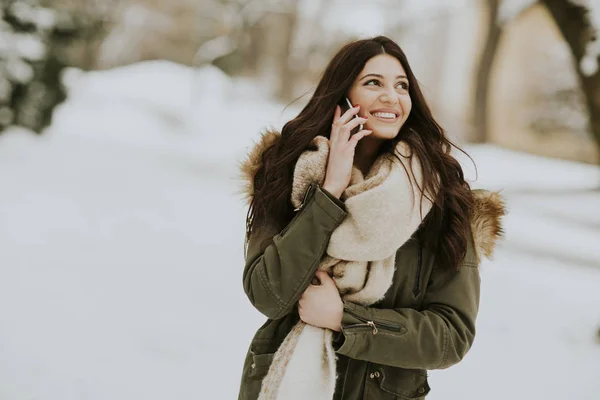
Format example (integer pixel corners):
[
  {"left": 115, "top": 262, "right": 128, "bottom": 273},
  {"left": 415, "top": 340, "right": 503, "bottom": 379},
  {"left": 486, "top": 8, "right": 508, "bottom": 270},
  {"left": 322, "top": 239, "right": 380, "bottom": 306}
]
[{"left": 367, "top": 109, "right": 401, "bottom": 123}]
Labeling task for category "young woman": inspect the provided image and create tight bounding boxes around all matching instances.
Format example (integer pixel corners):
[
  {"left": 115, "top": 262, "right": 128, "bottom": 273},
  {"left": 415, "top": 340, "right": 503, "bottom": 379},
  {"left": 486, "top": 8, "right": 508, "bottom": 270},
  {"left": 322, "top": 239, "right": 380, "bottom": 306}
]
[{"left": 238, "top": 36, "right": 505, "bottom": 400}]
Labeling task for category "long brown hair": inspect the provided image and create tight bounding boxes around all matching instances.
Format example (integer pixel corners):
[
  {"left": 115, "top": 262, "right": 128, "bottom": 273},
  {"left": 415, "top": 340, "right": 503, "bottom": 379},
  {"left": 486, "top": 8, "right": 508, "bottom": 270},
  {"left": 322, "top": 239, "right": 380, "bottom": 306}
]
[{"left": 246, "top": 36, "right": 474, "bottom": 270}]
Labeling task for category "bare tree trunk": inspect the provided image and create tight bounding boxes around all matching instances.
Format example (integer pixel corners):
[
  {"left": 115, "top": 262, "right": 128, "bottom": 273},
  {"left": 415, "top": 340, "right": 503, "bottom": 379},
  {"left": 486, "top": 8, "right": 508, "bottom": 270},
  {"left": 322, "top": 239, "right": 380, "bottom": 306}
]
[
  {"left": 243, "top": 21, "right": 263, "bottom": 76},
  {"left": 278, "top": 0, "right": 300, "bottom": 101},
  {"left": 473, "top": 0, "right": 502, "bottom": 143},
  {"left": 542, "top": 0, "right": 600, "bottom": 164}
]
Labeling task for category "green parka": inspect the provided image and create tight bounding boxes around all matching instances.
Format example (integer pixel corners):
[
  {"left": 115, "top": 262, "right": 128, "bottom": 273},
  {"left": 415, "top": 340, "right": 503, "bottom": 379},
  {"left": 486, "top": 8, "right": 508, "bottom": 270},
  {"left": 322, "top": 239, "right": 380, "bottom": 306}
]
[{"left": 237, "top": 132, "right": 505, "bottom": 400}]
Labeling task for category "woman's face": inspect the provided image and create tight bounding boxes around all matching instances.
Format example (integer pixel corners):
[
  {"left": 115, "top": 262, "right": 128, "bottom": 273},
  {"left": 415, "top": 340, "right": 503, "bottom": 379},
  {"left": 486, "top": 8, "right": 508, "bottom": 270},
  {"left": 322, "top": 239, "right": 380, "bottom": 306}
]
[{"left": 347, "top": 54, "right": 412, "bottom": 140}]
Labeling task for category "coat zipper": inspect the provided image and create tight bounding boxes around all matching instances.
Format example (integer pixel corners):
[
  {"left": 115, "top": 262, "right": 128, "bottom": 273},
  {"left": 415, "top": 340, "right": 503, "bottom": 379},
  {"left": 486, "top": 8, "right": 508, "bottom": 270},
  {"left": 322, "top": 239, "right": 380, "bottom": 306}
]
[
  {"left": 412, "top": 239, "right": 423, "bottom": 297},
  {"left": 343, "top": 307, "right": 402, "bottom": 335},
  {"left": 294, "top": 183, "right": 316, "bottom": 212}
]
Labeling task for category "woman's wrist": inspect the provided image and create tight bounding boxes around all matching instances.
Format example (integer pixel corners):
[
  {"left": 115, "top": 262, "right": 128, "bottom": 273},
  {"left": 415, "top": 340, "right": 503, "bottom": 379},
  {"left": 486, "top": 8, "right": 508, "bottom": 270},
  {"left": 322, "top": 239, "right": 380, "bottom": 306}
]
[
  {"left": 322, "top": 182, "right": 343, "bottom": 199},
  {"left": 330, "top": 301, "right": 344, "bottom": 332}
]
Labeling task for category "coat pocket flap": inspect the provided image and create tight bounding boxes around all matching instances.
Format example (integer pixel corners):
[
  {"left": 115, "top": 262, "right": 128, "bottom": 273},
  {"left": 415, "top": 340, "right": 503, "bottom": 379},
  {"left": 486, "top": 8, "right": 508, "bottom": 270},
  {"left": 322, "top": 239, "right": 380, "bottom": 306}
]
[
  {"left": 251, "top": 352, "right": 275, "bottom": 369},
  {"left": 378, "top": 366, "right": 430, "bottom": 399}
]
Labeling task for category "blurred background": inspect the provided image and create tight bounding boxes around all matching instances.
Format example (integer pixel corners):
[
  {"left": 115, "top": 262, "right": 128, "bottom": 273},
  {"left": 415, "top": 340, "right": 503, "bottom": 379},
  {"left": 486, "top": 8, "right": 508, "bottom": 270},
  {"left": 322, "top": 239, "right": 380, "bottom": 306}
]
[{"left": 0, "top": 0, "right": 599, "bottom": 399}]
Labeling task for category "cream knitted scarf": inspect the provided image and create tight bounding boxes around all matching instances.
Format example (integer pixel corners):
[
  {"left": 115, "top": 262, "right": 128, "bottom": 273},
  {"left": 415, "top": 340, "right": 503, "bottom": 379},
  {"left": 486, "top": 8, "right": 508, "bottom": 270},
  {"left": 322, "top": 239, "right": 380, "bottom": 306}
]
[{"left": 257, "top": 135, "right": 434, "bottom": 400}]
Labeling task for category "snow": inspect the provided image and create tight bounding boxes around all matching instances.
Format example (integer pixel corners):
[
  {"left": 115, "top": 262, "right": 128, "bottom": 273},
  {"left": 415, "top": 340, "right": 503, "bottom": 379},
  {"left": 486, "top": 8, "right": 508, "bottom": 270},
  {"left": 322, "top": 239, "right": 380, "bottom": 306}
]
[
  {"left": 0, "top": 76, "right": 11, "bottom": 101},
  {"left": 14, "top": 33, "right": 47, "bottom": 61},
  {"left": 7, "top": 1, "right": 56, "bottom": 30},
  {"left": 4, "top": 56, "right": 34, "bottom": 84},
  {"left": 194, "top": 36, "right": 237, "bottom": 65},
  {"left": 0, "top": 61, "right": 599, "bottom": 400}
]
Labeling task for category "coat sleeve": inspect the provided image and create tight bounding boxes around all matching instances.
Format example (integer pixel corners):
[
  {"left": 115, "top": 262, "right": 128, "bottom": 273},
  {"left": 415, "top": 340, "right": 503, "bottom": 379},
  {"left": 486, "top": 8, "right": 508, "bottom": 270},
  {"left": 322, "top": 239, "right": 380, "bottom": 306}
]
[
  {"left": 333, "top": 232, "right": 481, "bottom": 370},
  {"left": 242, "top": 184, "right": 347, "bottom": 320}
]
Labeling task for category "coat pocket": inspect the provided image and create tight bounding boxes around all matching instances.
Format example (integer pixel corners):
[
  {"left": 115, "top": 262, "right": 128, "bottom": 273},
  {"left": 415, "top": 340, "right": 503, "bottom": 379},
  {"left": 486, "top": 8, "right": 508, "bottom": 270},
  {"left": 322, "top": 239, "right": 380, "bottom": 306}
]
[
  {"left": 249, "top": 351, "right": 275, "bottom": 377},
  {"left": 239, "top": 351, "right": 276, "bottom": 400},
  {"left": 366, "top": 365, "right": 430, "bottom": 399}
]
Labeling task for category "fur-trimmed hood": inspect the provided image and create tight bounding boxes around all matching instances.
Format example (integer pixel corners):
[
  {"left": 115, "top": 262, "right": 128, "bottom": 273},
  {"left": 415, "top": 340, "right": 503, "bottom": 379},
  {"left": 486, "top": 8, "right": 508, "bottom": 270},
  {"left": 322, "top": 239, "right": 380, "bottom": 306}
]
[
  {"left": 239, "top": 129, "right": 282, "bottom": 206},
  {"left": 239, "top": 129, "right": 506, "bottom": 262}
]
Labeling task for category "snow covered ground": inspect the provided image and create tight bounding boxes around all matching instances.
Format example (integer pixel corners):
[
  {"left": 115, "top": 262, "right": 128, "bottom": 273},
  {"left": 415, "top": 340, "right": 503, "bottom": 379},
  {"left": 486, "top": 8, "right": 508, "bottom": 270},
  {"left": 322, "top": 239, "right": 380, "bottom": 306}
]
[{"left": 0, "top": 61, "right": 599, "bottom": 400}]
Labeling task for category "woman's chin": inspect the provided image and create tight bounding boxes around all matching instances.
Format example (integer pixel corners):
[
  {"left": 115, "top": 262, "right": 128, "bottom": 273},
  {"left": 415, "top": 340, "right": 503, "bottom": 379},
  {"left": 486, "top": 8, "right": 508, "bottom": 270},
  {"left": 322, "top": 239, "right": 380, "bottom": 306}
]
[{"left": 370, "top": 127, "right": 401, "bottom": 140}]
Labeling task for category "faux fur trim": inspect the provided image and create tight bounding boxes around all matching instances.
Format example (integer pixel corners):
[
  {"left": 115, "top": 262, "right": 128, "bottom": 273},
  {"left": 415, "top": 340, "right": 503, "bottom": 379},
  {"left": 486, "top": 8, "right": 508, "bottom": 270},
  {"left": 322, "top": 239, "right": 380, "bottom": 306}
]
[
  {"left": 239, "top": 129, "right": 281, "bottom": 205},
  {"left": 239, "top": 130, "right": 506, "bottom": 260},
  {"left": 470, "top": 189, "right": 507, "bottom": 263}
]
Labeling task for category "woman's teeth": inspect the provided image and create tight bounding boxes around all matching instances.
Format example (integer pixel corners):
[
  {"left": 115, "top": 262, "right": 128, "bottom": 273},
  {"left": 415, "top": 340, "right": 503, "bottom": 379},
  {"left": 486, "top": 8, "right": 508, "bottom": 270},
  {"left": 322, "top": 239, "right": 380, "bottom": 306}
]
[{"left": 372, "top": 112, "right": 397, "bottom": 120}]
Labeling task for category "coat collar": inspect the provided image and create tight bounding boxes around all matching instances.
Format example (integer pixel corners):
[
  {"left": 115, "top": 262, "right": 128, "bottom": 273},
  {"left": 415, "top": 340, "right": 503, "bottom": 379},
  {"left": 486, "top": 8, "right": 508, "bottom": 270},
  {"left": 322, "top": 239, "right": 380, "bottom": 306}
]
[{"left": 239, "top": 129, "right": 506, "bottom": 262}]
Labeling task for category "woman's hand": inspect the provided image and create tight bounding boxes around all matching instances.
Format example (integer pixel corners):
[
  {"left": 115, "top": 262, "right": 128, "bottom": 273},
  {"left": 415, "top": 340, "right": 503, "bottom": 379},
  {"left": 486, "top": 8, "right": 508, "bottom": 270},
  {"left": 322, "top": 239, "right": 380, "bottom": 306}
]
[
  {"left": 322, "top": 105, "right": 372, "bottom": 198},
  {"left": 298, "top": 270, "right": 344, "bottom": 332}
]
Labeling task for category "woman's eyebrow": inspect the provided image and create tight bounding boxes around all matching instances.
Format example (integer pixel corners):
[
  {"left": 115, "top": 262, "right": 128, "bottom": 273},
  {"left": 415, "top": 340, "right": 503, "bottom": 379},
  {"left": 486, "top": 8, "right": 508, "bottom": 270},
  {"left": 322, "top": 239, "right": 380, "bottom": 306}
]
[{"left": 359, "top": 73, "right": 408, "bottom": 81}]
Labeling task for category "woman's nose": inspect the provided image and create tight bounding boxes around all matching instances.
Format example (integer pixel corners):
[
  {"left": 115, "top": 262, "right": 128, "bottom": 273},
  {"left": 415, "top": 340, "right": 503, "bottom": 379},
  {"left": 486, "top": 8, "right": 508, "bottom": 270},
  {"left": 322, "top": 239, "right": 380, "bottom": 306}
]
[{"left": 380, "top": 87, "right": 398, "bottom": 104}]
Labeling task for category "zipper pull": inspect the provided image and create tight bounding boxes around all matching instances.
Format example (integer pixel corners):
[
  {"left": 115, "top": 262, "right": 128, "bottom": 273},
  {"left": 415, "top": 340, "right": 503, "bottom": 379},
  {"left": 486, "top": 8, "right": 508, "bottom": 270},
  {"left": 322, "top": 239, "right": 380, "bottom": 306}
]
[
  {"left": 294, "top": 184, "right": 315, "bottom": 212},
  {"left": 367, "top": 321, "right": 378, "bottom": 335}
]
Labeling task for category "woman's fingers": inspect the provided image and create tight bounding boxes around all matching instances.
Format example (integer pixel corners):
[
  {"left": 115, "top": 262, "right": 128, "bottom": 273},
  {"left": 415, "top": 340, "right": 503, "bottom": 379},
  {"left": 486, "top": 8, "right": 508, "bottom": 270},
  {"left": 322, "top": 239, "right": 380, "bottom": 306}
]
[
  {"left": 333, "top": 105, "right": 360, "bottom": 133},
  {"left": 339, "top": 107, "right": 362, "bottom": 134},
  {"left": 325, "top": 104, "right": 370, "bottom": 197},
  {"left": 347, "top": 129, "right": 373, "bottom": 148},
  {"left": 313, "top": 270, "right": 330, "bottom": 285},
  {"left": 330, "top": 105, "right": 342, "bottom": 144},
  {"left": 332, "top": 105, "right": 366, "bottom": 144},
  {"left": 347, "top": 115, "right": 368, "bottom": 131},
  {"left": 339, "top": 104, "right": 361, "bottom": 124},
  {"left": 314, "top": 270, "right": 336, "bottom": 287},
  {"left": 339, "top": 115, "right": 368, "bottom": 143}
]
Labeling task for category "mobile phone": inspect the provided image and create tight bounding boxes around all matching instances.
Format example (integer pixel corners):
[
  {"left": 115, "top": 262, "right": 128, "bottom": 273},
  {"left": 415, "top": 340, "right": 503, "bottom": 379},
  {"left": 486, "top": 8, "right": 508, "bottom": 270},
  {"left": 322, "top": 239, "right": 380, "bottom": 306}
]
[{"left": 339, "top": 97, "right": 363, "bottom": 135}]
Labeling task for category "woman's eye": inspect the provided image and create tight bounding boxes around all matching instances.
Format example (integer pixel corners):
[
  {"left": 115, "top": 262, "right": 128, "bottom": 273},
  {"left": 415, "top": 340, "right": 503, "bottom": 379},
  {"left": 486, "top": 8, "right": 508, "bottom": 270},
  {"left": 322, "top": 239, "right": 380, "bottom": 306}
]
[{"left": 365, "top": 79, "right": 408, "bottom": 90}]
